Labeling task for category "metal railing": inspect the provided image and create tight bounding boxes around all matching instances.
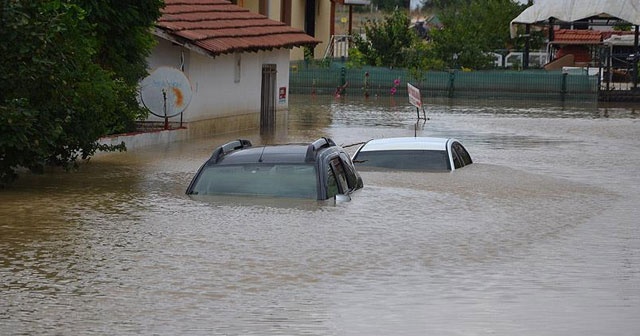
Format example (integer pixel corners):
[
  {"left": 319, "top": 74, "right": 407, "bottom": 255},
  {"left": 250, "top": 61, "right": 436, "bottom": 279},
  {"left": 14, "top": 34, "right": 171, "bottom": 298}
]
[
  {"left": 289, "top": 62, "right": 600, "bottom": 103},
  {"left": 323, "top": 35, "right": 353, "bottom": 61}
]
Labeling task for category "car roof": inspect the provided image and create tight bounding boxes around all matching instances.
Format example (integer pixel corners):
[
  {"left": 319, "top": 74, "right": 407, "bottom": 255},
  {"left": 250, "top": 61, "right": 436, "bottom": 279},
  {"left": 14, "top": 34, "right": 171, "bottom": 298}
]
[
  {"left": 209, "top": 138, "right": 340, "bottom": 165},
  {"left": 359, "top": 137, "right": 453, "bottom": 152},
  {"left": 217, "top": 144, "right": 311, "bottom": 164}
]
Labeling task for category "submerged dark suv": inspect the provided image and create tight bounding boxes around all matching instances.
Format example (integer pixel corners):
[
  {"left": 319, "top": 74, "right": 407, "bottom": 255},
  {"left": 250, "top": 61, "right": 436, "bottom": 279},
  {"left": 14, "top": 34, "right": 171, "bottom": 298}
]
[{"left": 186, "top": 137, "right": 363, "bottom": 200}]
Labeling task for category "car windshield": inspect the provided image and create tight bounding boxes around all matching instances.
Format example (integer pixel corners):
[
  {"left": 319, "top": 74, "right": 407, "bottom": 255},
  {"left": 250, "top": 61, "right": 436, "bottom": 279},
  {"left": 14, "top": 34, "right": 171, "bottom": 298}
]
[
  {"left": 189, "top": 163, "right": 318, "bottom": 199},
  {"left": 354, "top": 150, "right": 450, "bottom": 171}
]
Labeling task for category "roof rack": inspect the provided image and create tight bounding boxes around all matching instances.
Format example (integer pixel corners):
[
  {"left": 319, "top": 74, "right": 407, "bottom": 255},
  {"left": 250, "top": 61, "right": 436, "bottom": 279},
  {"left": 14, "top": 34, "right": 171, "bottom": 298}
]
[
  {"left": 305, "top": 137, "right": 336, "bottom": 162},
  {"left": 209, "top": 139, "right": 252, "bottom": 163}
]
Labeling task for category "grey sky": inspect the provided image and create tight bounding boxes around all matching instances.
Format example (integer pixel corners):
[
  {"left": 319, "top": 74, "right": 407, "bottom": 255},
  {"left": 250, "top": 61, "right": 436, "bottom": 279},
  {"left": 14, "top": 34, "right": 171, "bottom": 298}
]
[{"left": 411, "top": 0, "right": 531, "bottom": 9}]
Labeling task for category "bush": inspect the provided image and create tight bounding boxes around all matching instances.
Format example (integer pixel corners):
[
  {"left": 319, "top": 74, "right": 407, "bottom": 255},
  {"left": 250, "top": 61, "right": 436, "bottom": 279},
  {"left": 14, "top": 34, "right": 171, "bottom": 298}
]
[{"left": 0, "top": 1, "right": 135, "bottom": 186}]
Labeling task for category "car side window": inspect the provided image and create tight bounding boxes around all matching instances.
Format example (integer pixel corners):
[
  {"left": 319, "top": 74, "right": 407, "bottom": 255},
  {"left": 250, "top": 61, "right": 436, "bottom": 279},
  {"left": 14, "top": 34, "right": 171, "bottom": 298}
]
[
  {"left": 451, "top": 148, "right": 463, "bottom": 169},
  {"left": 452, "top": 142, "right": 472, "bottom": 167},
  {"left": 326, "top": 163, "right": 340, "bottom": 197},
  {"left": 454, "top": 142, "right": 473, "bottom": 166},
  {"left": 339, "top": 153, "right": 359, "bottom": 190},
  {"left": 329, "top": 157, "right": 349, "bottom": 194}
]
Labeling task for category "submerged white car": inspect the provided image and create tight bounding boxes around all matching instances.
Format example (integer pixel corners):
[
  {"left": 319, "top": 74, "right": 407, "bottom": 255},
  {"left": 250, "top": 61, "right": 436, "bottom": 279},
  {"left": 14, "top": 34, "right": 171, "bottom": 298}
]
[{"left": 352, "top": 137, "right": 473, "bottom": 171}]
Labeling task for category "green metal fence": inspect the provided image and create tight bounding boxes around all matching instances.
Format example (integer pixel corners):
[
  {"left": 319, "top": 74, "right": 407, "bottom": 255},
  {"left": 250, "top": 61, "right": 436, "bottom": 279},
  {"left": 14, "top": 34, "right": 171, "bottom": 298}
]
[{"left": 289, "top": 61, "right": 599, "bottom": 103}]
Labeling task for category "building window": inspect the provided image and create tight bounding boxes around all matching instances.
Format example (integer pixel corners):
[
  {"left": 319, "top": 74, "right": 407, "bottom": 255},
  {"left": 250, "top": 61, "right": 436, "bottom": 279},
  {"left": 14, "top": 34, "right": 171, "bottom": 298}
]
[
  {"left": 281, "top": 0, "right": 291, "bottom": 25},
  {"left": 234, "top": 53, "right": 241, "bottom": 83}
]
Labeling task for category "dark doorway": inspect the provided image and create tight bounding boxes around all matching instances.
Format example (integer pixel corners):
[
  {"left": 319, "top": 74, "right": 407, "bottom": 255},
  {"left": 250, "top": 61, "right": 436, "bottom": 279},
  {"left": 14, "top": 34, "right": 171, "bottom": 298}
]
[{"left": 260, "top": 64, "right": 277, "bottom": 135}]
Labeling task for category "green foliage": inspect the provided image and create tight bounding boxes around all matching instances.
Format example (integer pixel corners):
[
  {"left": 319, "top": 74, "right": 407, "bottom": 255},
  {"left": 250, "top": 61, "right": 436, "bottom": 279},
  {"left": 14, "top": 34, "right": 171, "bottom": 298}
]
[
  {"left": 304, "top": 46, "right": 314, "bottom": 61},
  {"left": 353, "top": 9, "right": 431, "bottom": 70},
  {"left": 345, "top": 48, "right": 367, "bottom": 69},
  {"left": 77, "top": 0, "right": 162, "bottom": 85},
  {"left": 0, "top": 100, "right": 61, "bottom": 183},
  {"left": 613, "top": 22, "right": 632, "bottom": 31},
  {"left": 404, "top": 41, "right": 446, "bottom": 79},
  {"left": 430, "top": 0, "right": 525, "bottom": 69},
  {"left": 0, "top": 0, "right": 159, "bottom": 186},
  {"left": 76, "top": 0, "right": 164, "bottom": 130}
]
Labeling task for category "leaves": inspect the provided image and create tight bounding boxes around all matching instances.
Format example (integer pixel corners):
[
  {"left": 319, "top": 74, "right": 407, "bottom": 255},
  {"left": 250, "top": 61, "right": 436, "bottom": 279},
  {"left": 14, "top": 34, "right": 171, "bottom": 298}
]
[
  {"left": 352, "top": 9, "right": 424, "bottom": 69},
  {"left": 430, "top": 0, "right": 526, "bottom": 69},
  {"left": 0, "top": 0, "right": 162, "bottom": 186}
]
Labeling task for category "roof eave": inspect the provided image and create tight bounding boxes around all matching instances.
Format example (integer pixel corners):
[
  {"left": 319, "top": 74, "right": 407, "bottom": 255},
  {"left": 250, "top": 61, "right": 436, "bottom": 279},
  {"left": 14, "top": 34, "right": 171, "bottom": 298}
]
[
  {"left": 154, "top": 27, "right": 319, "bottom": 58},
  {"left": 153, "top": 28, "right": 215, "bottom": 58}
]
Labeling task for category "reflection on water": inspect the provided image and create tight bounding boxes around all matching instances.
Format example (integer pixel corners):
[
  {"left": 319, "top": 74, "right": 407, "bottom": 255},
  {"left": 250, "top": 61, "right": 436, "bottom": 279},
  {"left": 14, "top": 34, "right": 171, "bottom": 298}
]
[{"left": 1, "top": 95, "right": 639, "bottom": 335}]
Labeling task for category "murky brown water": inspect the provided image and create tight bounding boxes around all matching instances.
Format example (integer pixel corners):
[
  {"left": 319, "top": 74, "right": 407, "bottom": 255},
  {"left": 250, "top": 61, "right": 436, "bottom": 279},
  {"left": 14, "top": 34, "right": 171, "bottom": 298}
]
[{"left": 1, "top": 95, "right": 639, "bottom": 335}]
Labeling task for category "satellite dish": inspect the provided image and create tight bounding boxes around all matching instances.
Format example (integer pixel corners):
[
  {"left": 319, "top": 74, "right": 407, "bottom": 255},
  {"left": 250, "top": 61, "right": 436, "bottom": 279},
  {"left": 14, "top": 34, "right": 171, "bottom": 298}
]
[{"left": 139, "top": 67, "right": 193, "bottom": 119}]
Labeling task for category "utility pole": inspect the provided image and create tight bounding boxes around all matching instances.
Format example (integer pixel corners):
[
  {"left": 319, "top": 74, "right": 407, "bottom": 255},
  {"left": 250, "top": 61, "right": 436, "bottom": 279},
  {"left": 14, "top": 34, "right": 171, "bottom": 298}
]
[{"left": 522, "top": 0, "right": 533, "bottom": 70}]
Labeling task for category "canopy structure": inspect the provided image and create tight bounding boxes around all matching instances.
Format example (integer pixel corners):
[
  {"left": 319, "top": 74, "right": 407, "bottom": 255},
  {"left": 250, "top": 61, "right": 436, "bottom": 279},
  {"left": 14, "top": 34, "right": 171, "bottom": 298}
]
[
  {"left": 510, "top": 0, "right": 640, "bottom": 38},
  {"left": 510, "top": 0, "right": 640, "bottom": 91}
]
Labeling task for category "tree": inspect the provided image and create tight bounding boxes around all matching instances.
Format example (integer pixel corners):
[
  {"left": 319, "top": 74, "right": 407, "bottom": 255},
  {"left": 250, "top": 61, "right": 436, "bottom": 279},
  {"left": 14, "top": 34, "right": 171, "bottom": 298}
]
[
  {"left": 0, "top": 0, "right": 162, "bottom": 186},
  {"left": 349, "top": 8, "right": 444, "bottom": 75},
  {"left": 77, "top": 0, "right": 163, "bottom": 132},
  {"left": 430, "top": 0, "right": 525, "bottom": 69}
]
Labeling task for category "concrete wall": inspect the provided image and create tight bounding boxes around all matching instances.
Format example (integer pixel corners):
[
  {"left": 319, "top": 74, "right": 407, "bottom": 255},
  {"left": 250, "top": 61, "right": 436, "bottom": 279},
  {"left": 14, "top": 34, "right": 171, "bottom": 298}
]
[
  {"left": 98, "top": 128, "right": 189, "bottom": 150},
  {"left": 315, "top": 0, "right": 332, "bottom": 60},
  {"left": 241, "top": 0, "right": 281, "bottom": 18},
  {"left": 290, "top": 1, "right": 308, "bottom": 61},
  {"left": 98, "top": 109, "right": 289, "bottom": 152},
  {"left": 289, "top": 1, "right": 331, "bottom": 60},
  {"left": 240, "top": 0, "right": 331, "bottom": 61},
  {"left": 144, "top": 38, "right": 292, "bottom": 138}
]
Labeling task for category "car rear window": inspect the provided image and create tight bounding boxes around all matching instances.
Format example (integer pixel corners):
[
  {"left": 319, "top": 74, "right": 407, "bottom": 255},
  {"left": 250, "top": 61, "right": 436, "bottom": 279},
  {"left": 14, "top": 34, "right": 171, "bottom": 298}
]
[
  {"left": 190, "top": 163, "right": 318, "bottom": 199},
  {"left": 354, "top": 150, "right": 450, "bottom": 171}
]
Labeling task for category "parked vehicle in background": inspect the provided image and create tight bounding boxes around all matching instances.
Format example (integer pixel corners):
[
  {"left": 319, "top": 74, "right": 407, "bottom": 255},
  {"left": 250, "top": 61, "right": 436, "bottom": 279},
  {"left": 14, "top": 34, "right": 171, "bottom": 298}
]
[
  {"left": 186, "top": 138, "right": 363, "bottom": 200},
  {"left": 352, "top": 137, "right": 473, "bottom": 171}
]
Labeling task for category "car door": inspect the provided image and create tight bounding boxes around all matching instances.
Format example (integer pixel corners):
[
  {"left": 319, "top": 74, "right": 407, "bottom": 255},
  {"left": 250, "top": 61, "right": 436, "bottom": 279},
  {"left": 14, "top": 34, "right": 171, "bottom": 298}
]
[
  {"left": 329, "top": 156, "right": 350, "bottom": 194},
  {"left": 325, "top": 162, "right": 340, "bottom": 199}
]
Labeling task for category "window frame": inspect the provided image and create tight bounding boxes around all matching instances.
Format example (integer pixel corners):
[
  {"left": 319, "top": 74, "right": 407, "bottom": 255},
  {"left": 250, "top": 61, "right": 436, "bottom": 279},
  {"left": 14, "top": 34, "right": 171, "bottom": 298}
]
[{"left": 452, "top": 142, "right": 473, "bottom": 166}]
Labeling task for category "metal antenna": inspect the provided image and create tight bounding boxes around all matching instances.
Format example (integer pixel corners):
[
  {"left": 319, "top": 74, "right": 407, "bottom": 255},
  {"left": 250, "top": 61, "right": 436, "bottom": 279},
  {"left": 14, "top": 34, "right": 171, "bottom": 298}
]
[{"left": 258, "top": 145, "right": 266, "bottom": 162}]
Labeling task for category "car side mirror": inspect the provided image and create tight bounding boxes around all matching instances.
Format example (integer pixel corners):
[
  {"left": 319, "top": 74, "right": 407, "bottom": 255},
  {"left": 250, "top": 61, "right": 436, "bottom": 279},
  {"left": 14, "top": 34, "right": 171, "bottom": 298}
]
[{"left": 334, "top": 194, "right": 351, "bottom": 204}]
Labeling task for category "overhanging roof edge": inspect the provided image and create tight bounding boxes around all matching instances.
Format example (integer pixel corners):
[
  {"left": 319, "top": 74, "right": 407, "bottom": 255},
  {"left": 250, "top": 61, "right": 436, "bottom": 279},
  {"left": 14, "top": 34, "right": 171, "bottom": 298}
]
[
  {"left": 152, "top": 28, "right": 217, "bottom": 58},
  {"left": 510, "top": 1, "right": 640, "bottom": 38}
]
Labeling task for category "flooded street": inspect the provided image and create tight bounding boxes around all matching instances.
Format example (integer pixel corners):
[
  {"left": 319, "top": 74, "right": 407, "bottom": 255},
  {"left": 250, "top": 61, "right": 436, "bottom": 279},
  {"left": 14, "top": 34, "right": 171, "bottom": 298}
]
[{"left": 1, "top": 95, "right": 639, "bottom": 335}]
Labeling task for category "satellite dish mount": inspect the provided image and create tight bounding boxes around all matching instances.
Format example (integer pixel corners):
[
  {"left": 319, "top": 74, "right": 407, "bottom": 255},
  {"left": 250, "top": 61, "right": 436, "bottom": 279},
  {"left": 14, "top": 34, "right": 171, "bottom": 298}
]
[{"left": 139, "top": 67, "right": 193, "bottom": 129}]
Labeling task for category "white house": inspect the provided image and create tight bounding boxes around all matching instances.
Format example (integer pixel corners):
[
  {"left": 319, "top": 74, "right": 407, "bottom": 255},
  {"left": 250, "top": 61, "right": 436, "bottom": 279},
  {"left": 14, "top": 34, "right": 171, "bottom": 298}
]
[{"left": 143, "top": 0, "right": 319, "bottom": 138}]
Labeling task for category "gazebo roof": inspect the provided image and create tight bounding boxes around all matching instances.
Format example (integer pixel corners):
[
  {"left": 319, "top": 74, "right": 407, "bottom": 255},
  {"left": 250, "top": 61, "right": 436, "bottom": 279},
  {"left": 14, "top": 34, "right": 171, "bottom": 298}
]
[{"left": 510, "top": 0, "right": 640, "bottom": 37}]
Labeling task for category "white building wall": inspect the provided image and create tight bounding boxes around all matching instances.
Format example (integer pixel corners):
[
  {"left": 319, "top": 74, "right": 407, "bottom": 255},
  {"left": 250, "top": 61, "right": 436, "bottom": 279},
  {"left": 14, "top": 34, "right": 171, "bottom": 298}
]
[{"left": 145, "top": 38, "right": 291, "bottom": 124}]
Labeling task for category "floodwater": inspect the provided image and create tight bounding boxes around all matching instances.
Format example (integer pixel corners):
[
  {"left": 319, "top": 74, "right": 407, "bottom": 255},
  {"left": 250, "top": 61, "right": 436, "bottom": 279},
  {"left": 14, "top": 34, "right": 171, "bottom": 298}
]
[{"left": 1, "top": 95, "right": 639, "bottom": 336}]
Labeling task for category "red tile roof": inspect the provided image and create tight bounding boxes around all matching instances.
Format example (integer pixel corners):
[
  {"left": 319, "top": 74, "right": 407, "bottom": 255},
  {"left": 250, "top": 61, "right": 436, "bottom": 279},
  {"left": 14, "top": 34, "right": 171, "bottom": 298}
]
[
  {"left": 553, "top": 29, "right": 602, "bottom": 45},
  {"left": 156, "top": 0, "right": 320, "bottom": 57}
]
